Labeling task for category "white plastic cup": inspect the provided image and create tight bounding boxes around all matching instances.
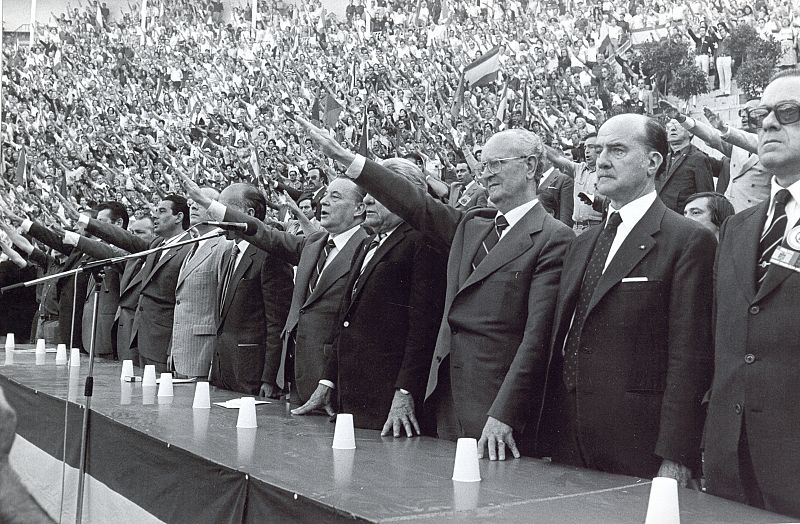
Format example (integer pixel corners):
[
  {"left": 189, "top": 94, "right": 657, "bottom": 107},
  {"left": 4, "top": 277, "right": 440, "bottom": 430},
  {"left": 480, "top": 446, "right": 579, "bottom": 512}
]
[
  {"left": 142, "top": 365, "right": 157, "bottom": 387},
  {"left": 4, "top": 333, "right": 15, "bottom": 352},
  {"left": 157, "top": 373, "right": 174, "bottom": 397},
  {"left": 644, "top": 477, "right": 681, "bottom": 524},
  {"left": 120, "top": 360, "right": 134, "bottom": 381},
  {"left": 55, "top": 344, "right": 68, "bottom": 365},
  {"left": 35, "top": 339, "right": 46, "bottom": 365},
  {"left": 452, "top": 438, "right": 482, "bottom": 482},
  {"left": 236, "top": 397, "right": 258, "bottom": 429},
  {"left": 192, "top": 382, "right": 211, "bottom": 409},
  {"left": 69, "top": 348, "right": 81, "bottom": 367},
  {"left": 331, "top": 413, "right": 356, "bottom": 450}
]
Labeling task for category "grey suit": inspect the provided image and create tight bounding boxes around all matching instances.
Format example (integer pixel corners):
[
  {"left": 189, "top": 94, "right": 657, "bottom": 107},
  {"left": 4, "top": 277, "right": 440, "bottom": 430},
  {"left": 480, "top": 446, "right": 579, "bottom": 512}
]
[{"left": 171, "top": 235, "right": 229, "bottom": 377}]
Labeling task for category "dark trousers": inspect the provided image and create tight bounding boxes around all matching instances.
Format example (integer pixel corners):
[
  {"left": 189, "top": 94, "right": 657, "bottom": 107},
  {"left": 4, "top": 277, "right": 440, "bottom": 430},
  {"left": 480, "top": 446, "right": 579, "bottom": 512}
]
[{"left": 139, "top": 354, "right": 169, "bottom": 374}]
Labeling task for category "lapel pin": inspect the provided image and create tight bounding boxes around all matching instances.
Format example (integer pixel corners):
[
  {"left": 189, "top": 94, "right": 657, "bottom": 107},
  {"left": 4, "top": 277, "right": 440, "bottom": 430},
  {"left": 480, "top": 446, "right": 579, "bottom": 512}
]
[{"left": 639, "top": 245, "right": 646, "bottom": 250}]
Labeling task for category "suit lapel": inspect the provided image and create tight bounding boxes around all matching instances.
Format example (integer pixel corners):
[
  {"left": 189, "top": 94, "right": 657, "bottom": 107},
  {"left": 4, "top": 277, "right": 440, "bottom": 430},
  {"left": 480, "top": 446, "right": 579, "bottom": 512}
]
[
  {"left": 461, "top": 205, "right": 546, "bottom": 290},
  {"left": 586, "top": 200, "right": 663, "bottom": 316},
  {"left": 661, "top": 146, "right": 690, "bottom": 188},
  {"left": 220, "top": 245, "right": 254, "bottom": 323},
  {"left": 459, "top": 216, "right": 495, "bottom": 286},
  {"left": 351, "top": 225, "right": 409, "bottom": 304},
  {"left": 305, "top": 229, "right": 365, "bottom": 305},
  {"left": 734, "top": 154, "right": 760, "bottom": 180},
  {"left": 731, "top": 203, "right": 766, "bottom": 303},
  {"left": 296, "top": 235, "right": 328, "bottom": 302},
  {"left": 177, "top": 237, "right": 216, "bottom": 288}
]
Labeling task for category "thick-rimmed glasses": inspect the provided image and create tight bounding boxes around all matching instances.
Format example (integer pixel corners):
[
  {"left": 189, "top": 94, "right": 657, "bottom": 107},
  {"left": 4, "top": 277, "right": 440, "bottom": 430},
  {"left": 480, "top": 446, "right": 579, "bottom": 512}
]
[
  {"left": 481, "top": 155, "right": 533, "bottom": 174},
  {"left": 747, "top": 101, "right": 800, "bottom": 128}
]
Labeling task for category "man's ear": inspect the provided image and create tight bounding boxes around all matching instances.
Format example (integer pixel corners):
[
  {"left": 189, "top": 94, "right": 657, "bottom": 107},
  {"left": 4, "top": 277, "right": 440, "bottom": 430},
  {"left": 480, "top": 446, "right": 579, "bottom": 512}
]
[{"left": 647, "top": 151, "right": 663, "bottom": 178}]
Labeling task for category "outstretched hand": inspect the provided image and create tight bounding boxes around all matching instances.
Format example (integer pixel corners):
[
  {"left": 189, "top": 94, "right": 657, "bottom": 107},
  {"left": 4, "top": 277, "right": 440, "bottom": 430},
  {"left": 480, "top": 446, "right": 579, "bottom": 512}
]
[{"left": 295, "top": 116, "right": 357, "bottom": 168}]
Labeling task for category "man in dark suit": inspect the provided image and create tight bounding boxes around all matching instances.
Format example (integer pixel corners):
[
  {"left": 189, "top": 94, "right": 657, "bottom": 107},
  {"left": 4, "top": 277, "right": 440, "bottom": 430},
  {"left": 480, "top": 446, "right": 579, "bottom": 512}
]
[
  {"left": 703, "top": 71, "right": 800, "bottom": 519},
  {"left": 298, "top": 117, "right": 573, "bottom": 461},
  {"left": 81, "top": 195, "right": 191, "bottom": 372},
  {"left": 292, "top": 158, "right": 447, "bottom": 434},
  {"left": 656, "top": 120, "right": 714, "bottom": 214},
  {"left": 206, "top": 183, "right": 294, "bottom": 396},
  {"left": 448, "top": 162, "right": 489, "bottom": 210},
  {"left": 537, "top": 155, "right": 575, "bottom": 227},
  {"left": 545, "top": 113, "right": 716, "bottom": 484},
  {"left": 179, "top": 172, "right": 367, "bottom": 405}
]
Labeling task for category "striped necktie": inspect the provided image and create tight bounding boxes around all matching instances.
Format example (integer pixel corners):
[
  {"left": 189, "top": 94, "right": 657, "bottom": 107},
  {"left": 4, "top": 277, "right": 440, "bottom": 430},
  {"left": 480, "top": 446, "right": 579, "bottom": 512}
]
[
  {"left": 219, "top": 243, "right": 240, "bottom": 309},
  {"left": 351, "top": 234, "right": 384, "bottom": 298},
  {"left": 308, "top": 238, "right": 336, "bottom": 296},
  {"left": 757, "top": 189, "right": 791, "bottom": 284},
  {"left": 471, "top": 214, "right": 509, "bottom": 272}
]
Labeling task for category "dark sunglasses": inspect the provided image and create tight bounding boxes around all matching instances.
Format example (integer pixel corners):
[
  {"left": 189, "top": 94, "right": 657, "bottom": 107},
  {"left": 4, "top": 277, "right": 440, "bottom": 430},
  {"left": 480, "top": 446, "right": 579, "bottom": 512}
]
[{"left": 747, "top": 101, "right": 800, "bottom": 128}]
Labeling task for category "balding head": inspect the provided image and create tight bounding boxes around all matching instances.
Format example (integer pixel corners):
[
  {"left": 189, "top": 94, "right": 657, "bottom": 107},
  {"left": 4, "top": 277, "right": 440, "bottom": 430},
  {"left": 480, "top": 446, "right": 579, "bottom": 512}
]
[
  {"left": 479, "top": 129, "right": 544, "bottom": 213},
  {"left": 219, "top": 183, "right": 267, "bottom": 220}
]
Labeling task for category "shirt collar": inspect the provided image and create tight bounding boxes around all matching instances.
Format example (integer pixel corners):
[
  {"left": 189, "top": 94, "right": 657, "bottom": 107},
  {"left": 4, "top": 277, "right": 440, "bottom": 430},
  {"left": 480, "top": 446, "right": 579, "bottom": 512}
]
[
  {"left": 539, "top": 166, "right": 555, "bottom": 188},
  {"left": 463, "top": 179, "right": 477, "bottom": 191},
  {"left": 608, "top": 191, "right": 658, "bottom": 227},
  {"left": 768, "top": 176, "right": 800, "bottom": 211},
  {"left": 330, "top": 224, "right": 362, "bottom": 251},
  {"left": 501, "top": 198, "right": 540, "bottom": 231}
]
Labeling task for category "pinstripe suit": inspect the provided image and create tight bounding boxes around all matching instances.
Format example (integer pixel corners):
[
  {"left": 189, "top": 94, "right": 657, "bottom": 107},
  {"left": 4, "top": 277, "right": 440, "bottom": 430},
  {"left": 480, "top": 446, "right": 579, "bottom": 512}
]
[{"left": 170, "top": 234, "right": 229, "bottom": 377}]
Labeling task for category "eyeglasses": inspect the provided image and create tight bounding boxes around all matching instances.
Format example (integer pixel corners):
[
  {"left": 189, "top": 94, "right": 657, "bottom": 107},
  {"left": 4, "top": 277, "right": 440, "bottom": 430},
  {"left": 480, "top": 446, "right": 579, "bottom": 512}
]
[
  {"left": 481, "top": 155, "right": 533, "bottom": 174},
  {"left": 747, "top": 101, "right": 800, "bottom": 127}
]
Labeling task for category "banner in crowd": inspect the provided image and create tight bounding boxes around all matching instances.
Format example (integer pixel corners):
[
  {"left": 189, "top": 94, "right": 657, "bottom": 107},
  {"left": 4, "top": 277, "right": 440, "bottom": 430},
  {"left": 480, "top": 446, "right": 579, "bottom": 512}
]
[
  {"left": 630, "top": 26, "right": 669, "bottom": 46},
  {"left": 463, "top": 46, "right": 502, "bottom": 87}
]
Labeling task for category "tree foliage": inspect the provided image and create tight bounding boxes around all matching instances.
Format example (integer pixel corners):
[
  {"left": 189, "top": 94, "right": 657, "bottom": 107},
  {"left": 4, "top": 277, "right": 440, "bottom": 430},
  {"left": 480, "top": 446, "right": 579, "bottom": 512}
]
[
  {"left": 637, "top": 38, "right": 707, "bottom": 100},
  {"left": 731, "top": 25, "right": 783, "bottom": 99}
]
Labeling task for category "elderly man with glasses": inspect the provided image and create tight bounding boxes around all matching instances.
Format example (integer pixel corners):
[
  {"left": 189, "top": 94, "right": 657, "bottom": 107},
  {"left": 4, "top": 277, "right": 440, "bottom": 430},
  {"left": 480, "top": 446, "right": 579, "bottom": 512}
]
[{"left": 296, "top": 117, "right": 573, "bottom": 461}]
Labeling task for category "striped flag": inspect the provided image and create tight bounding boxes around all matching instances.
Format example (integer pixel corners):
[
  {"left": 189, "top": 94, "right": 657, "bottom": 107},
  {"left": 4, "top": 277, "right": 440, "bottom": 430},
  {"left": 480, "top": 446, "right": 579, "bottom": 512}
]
[{"left": 463, "top": 46, "right": 502, "bottom": 87}]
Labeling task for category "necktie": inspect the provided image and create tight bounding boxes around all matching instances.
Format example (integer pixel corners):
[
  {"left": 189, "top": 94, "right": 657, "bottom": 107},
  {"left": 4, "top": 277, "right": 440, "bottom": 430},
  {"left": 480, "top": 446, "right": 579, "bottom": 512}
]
[
  {"left": 562, "top": 212, "right": 623, "bottom": 392},
  {"left": 219, "top": 243, "right": 241, "bottom": 309},
  {"left": 471, "top": 214, "right": 509, "bottom": 272},
  {"left": 308, "top": 238, "right": 336, "bottom": 296},
  {"left": 351, "top": 234, "right": 384, "bottom": 298},
  {"left": 757, "top": 189, "right": 791, "bottom": 283}
]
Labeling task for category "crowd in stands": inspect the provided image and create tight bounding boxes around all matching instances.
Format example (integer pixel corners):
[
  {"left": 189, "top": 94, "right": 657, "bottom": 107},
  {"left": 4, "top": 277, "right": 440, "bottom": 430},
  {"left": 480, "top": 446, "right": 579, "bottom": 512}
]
[{"left": 1, "top": 0, "right": 798, "bottom": 226}]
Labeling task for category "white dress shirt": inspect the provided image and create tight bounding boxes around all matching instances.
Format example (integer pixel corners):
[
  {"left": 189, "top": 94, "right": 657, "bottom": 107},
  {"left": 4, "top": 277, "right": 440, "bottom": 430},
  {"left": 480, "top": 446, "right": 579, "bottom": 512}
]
[
  {"left": 603, "top": 191, "right": 658, "bottom": 272},
  {"left": 764, "top": 176, "right": 800, "bottom": 237}
]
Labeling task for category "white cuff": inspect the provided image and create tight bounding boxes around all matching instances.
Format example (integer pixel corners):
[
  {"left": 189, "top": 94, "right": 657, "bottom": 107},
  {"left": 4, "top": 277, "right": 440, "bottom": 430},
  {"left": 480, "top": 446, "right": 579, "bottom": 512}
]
[
  {"left": 207, "top": 201, "right": 227, "bottom": 221},
  {"left": 319, "top": 380, "right": 335, "bottom": 390},
  {"left": 682, "top": 116, "right": 696, "bottom": 130},
  {"left": 77, "top": 214, "right": 91, "bottom": 228},
  {"left": 63, "top": 231, "right": 81, "bottom": 246},
  {"left": 345, "top": 154, "right": 366, "bottom": 179},
  {"left": 20, "top": 219, "right": 33, "bottom": 233}
]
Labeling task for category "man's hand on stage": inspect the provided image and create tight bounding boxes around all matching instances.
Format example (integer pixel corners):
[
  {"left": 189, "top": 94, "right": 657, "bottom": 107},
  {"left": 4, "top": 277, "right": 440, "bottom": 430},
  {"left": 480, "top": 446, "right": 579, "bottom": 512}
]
[
  {"left": 295, "top": 116, "right": 357, "bottom": 168},
  {"left": 291, "top": 383, "right": 335, "bottom": 417},
  {"left": 381, "top": 390, "right": 420, "bottom": 438},
  {"left": 478, "top": 416, "right": 520, "bottom": 461},
  {"left": 259, "top": 382, "right": 281, "bottom": 400}
]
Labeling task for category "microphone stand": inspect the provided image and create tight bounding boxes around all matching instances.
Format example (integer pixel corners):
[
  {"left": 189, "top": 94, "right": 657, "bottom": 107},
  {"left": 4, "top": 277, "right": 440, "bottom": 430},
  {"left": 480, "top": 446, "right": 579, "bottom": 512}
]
[{"left": 0, "top": 229, "right": 227, "bottom": 523}]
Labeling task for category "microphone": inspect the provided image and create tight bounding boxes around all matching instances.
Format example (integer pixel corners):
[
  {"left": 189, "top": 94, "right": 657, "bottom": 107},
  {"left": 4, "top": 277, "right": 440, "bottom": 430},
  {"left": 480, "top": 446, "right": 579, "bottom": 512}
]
[{"left": 203, "top": 221, "right": 257, "bottom": 236}]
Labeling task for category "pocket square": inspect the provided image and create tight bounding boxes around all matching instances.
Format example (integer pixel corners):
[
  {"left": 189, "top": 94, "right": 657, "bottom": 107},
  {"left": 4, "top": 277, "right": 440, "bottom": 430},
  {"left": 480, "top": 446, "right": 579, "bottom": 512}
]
[{"left": 621, "top": 277, "right": 649, "bottom": 282}]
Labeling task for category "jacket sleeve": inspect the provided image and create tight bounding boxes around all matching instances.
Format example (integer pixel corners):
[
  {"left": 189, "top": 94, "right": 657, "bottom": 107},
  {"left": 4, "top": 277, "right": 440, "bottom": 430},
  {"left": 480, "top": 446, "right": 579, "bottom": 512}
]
[
  {"left": 222, "top": 206, "right": 308, "bottom": 265},
  {"left": 84, "top": 218, "right": 150, "bottom": 253},
  {"left": 259, "top": 256, "right": 295, "bottom": 386},
  {"left": 27, "top": 222, "right": 74, "bottom": 257}
]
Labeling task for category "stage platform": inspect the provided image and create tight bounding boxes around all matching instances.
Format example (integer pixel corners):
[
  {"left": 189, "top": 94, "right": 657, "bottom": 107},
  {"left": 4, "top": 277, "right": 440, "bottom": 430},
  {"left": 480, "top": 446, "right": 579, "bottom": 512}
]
[{"left": 0, "top": 346, "right": 790, "bottom": 523}]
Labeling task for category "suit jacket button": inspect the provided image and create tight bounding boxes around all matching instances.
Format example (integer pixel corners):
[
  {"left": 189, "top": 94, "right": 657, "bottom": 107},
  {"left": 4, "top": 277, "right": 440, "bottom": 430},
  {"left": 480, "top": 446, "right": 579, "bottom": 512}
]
[
  {"left": 176, "top": 300, "right": 181, "bottom": 305},
  {"left": 749, "top": 305, "right": 760, "bottom": 315},
  {"left": 734, "top": 403, "right": 743, "bottom": 414},
  {"left": 299, "top": 309, "right": 305, "bottom": 315},
  {"left": 744, "top": 354, "right": 756, "bottom": 364},
  {"left": 343, "top": 321, "right": 350, "bottom": 327}
]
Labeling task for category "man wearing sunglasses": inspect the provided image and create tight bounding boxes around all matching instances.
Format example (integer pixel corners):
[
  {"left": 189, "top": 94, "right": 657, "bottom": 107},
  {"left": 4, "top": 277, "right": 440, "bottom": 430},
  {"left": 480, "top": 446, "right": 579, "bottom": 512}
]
[{"left": 704, "top": 70, "right": 800, "bottom": 519}]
